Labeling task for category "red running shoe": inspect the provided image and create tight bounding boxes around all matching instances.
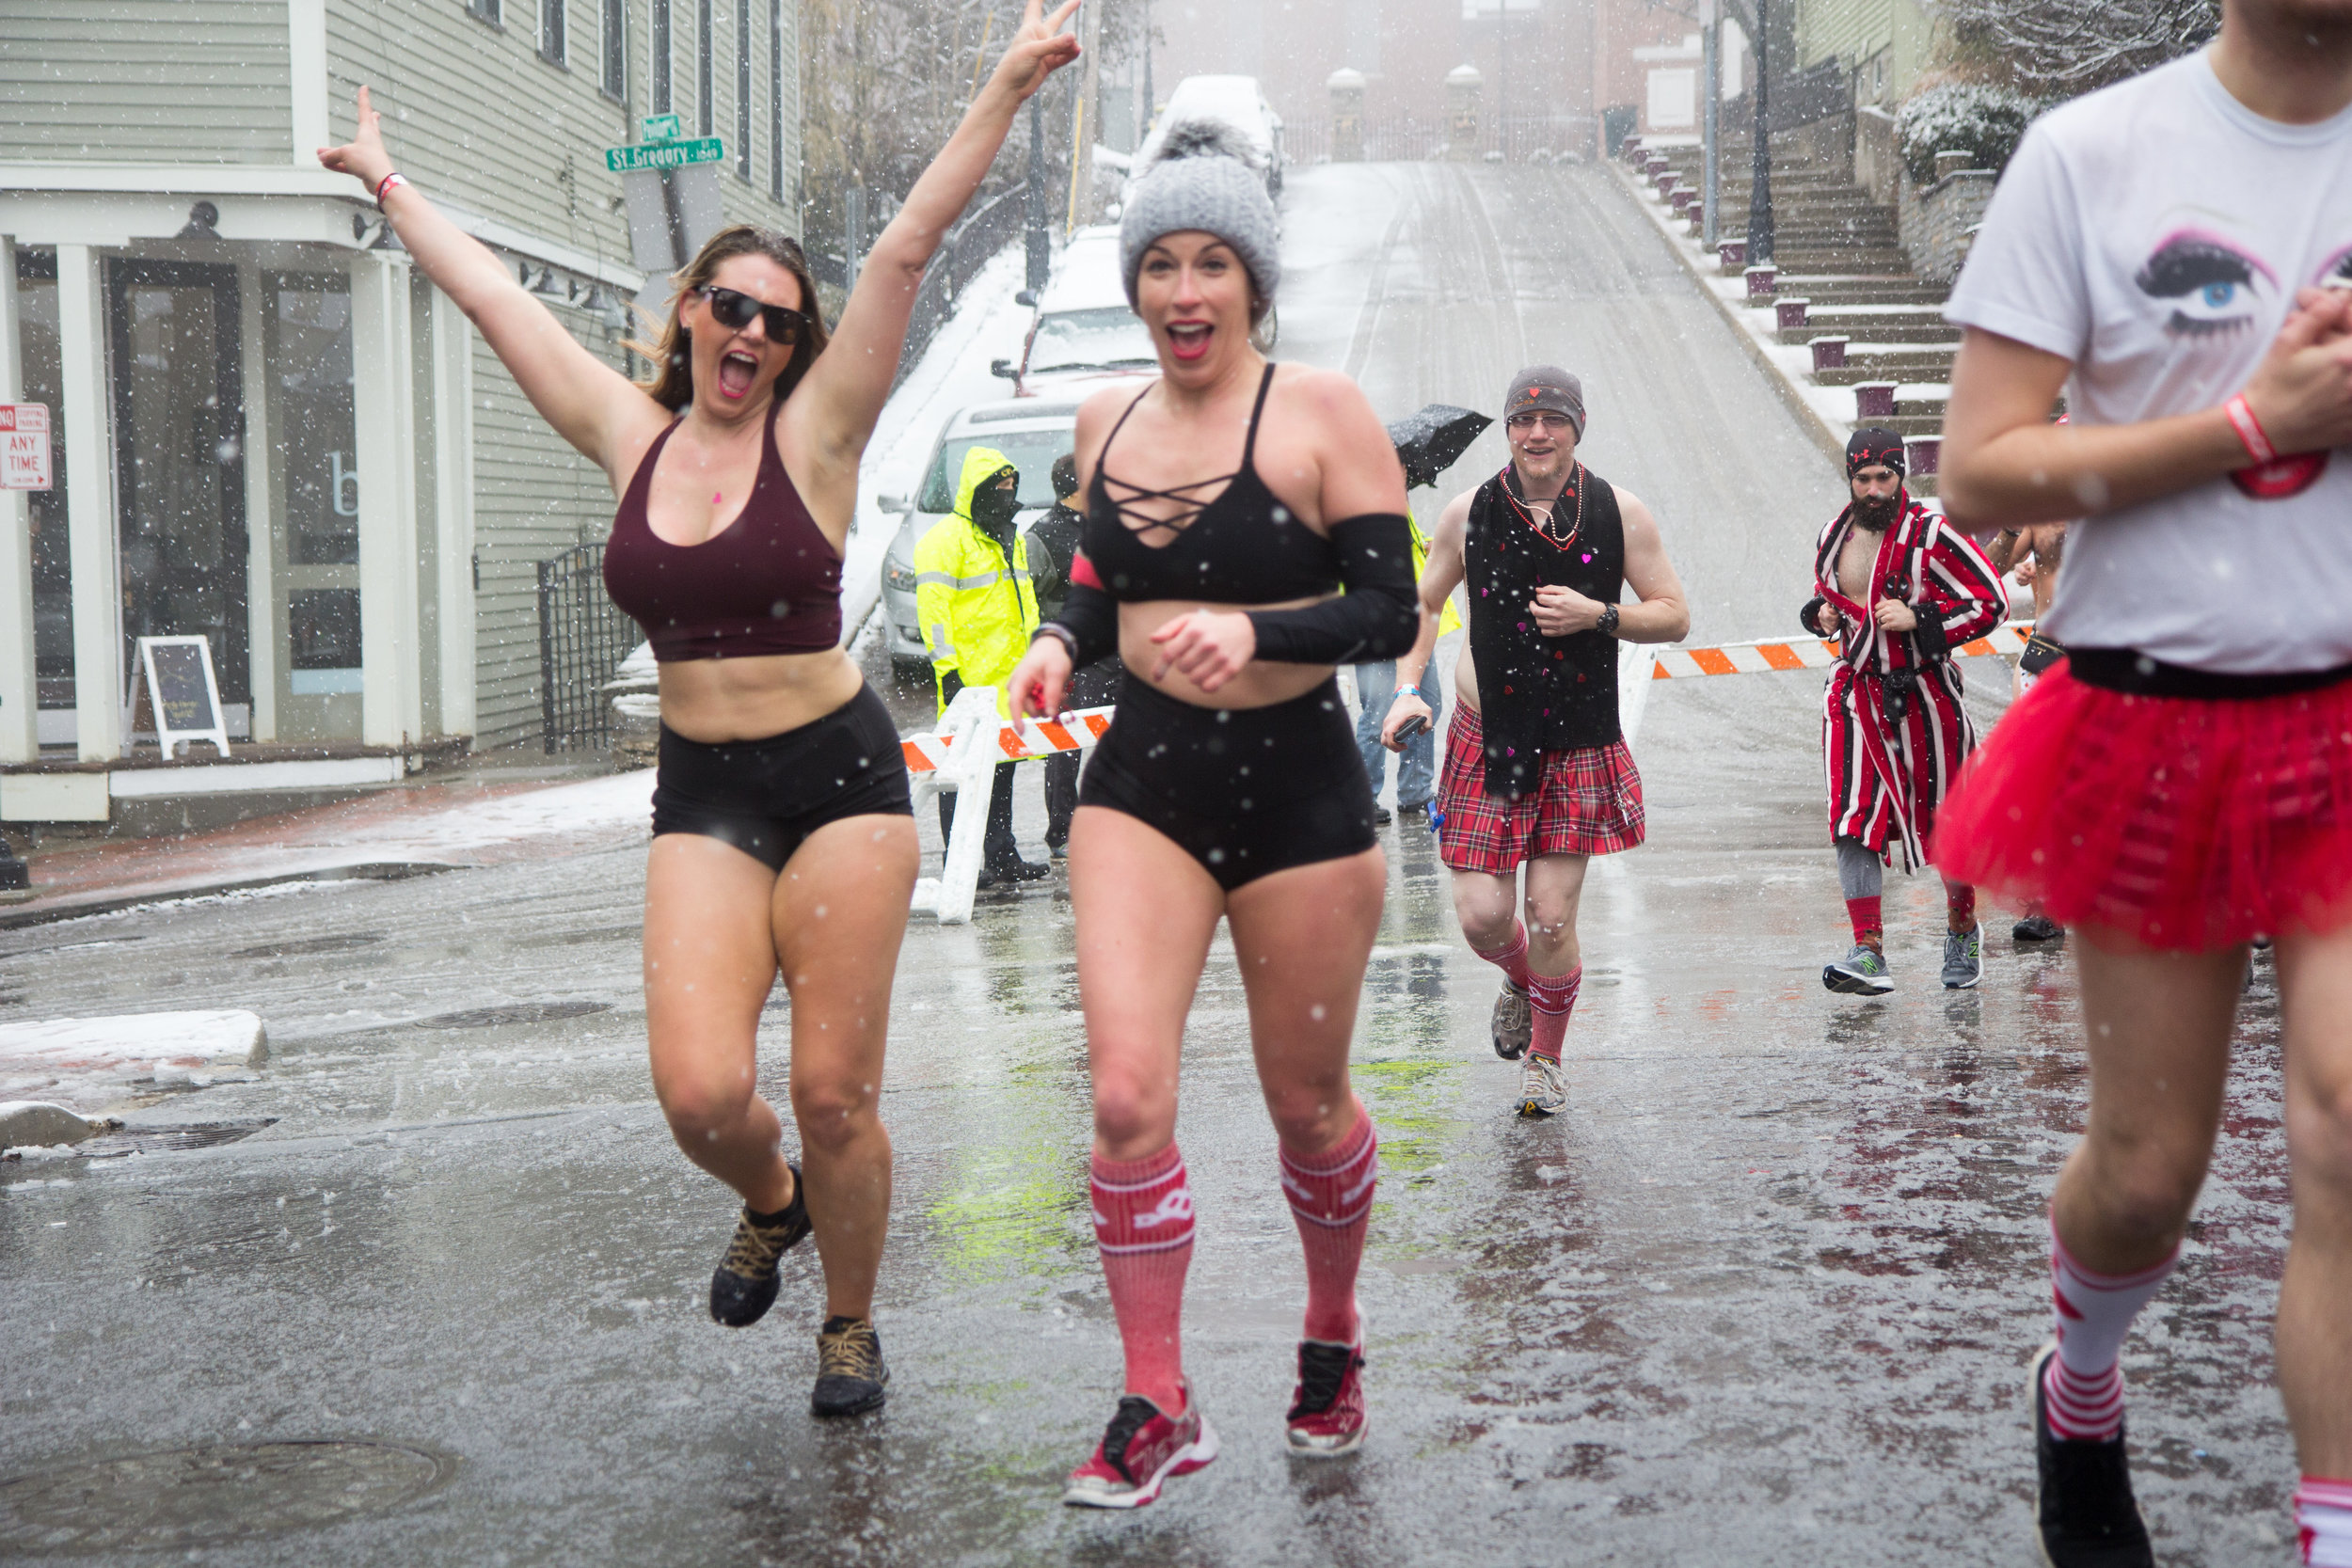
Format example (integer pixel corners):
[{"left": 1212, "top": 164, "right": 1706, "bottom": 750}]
[
  {"left": 1285, "top": 1334, "right": 1368, "bottom": 1456},
  {"left": 1062, "top": 1388, "right": 1217, "bottom": 1509}
]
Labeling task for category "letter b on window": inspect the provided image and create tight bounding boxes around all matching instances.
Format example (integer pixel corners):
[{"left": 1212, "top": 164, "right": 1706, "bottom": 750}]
[{"left": 330, "top": 451, "right": 359, "bottom": 518}]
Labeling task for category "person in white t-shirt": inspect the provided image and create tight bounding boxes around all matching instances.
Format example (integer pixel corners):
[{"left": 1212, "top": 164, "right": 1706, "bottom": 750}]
[{"left": 1934, "top": 4, "right": 2352, "bottom": 1564}]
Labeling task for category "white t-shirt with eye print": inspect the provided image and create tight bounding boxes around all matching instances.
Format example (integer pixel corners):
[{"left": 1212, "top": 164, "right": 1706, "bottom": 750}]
[{"left": 1946, "top": 51, "right": 2352, "bottom": 674}]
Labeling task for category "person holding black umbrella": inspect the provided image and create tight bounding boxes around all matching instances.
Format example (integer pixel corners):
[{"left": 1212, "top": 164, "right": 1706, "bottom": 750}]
[{"left": 1353, "top": 407, "right": 1486, "bottom": 824}]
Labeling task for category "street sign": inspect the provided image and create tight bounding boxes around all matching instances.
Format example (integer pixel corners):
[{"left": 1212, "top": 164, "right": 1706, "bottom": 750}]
[
  {"left": 0, "top": 404, "right": 51, "bottom": 491},
  {"left": 604, "top": 136, "right": 723, "bottom": 173},
  {"left": 642, "top": 112, "right": 682, "bottom": 142}
]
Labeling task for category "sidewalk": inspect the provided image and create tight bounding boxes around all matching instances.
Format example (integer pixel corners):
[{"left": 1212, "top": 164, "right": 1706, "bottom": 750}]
[{"left": 1, "top": 762, "right": 654, "bottom": 929}]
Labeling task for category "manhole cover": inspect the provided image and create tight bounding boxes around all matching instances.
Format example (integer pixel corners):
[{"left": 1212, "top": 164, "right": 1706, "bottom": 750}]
[
  {"left": 73, "top": 1120, "right": 278, "bottom": 1158},
  {"left": 413, "top": 1001, "right": 612, "bottom": 1029},
  {"left": 231, "top": 933, "right": 386, "bottom": 958},
  {"left": 0, "top": 1440, "right": 454, "bottom": 1554}
]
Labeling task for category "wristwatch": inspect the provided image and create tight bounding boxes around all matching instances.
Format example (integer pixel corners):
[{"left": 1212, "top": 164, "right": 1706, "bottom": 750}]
[{"left": 1597, "top": 604, "right": 1620, "bottom": 637}]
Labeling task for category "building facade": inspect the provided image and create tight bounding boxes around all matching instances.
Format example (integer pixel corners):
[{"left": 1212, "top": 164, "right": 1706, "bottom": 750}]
[{"left": 0, "top": 0, "right": 802, "bottom": 816}]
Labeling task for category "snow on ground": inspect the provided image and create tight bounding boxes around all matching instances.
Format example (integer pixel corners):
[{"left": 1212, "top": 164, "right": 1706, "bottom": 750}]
[
  {"left": 0, "top": 1008, "right": 266, "bottom": 1110},
  {"left": 841, "top": 243, "right": 1041, "bottom": 644}
]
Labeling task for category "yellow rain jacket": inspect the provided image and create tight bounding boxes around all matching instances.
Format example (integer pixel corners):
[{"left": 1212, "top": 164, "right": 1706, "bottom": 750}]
[
  {"left": 914, "top": 445, "right": 1040, "bottom": 716},
  {"left": 1411, "top": 507, "right": 1463, "bottom": 637}
]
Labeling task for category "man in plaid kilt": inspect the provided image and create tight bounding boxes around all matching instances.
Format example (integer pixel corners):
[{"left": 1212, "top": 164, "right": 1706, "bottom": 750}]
[
  {"left": 1382, "top": 367, "right": 1690, "bottom": 1117},
  {"left": 1802, "top": 428, "right": 2007, "bottom": 994}
]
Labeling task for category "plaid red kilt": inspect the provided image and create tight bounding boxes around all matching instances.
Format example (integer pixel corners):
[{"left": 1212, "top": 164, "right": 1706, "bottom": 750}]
[{"left": 1434, "top": 703, "right": 1645, "bottom": 873}]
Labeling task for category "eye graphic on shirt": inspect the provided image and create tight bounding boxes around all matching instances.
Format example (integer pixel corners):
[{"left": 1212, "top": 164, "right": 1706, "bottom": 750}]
[
  {"left": 2134, "top": 232, "right": 2277, "bottom": 339},
  {"left": 2316, "top": 245, "right": 2352, "bottom": 291}
]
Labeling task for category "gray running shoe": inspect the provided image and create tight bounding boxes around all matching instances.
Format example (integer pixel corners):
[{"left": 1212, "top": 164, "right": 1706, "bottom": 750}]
[
  {"left": 1823, "top": 944, "right": 1895, "bottom": 995},
  {"left": 1517, "top": 1053, "right": 1566, "bottom": 1117},
  {"left": 1490, "top": 983, "right": 1533, "bottom": 1060},
  {"left": 1943, "top": 924, "right": 1984, "bottom": 990}
]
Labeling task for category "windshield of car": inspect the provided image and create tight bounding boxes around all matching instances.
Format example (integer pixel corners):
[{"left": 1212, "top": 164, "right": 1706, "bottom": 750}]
[
  {"left": 1027, "top": 308, "right": 1156, "bottom": 373},
  {"left": 914, "top": 428, "right": 1077, "bottom": 514}
]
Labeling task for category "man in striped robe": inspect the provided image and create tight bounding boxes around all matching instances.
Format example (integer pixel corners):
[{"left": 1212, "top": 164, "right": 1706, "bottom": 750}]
[{"left": 1801, "top": 429, "right": 2007, "bottom": 994}]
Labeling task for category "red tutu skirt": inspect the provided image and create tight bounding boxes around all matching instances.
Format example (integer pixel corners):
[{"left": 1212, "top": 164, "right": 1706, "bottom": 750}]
[{"left": 1932, "top": 665, "right": 2352, "bottom": 949}]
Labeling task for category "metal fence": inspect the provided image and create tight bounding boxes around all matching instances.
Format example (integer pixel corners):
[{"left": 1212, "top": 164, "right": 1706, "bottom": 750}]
[
  {"left": 895, "top": 183, "right": 1030, "bottom": 392},
  {"left": 536, "top": 541, "right": 638, "bottom": 754}
]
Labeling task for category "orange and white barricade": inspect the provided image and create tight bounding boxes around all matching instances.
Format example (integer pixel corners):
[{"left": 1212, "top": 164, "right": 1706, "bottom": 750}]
[
  {"left": 1646, "top": 622, "right": 2035, "bottom": 681},
  {"left": 903, "top": 685, "right": 1116, "bottom": 925}
]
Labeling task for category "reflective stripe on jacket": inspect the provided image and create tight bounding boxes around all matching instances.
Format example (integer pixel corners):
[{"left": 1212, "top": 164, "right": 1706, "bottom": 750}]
[{"left": 914, "top": 444, "right": 1040, "bottom": 715}]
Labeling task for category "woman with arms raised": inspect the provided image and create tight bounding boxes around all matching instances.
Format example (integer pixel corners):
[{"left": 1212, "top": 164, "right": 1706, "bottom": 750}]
[
  {"left": 1005, "top": 123, "right": 1420, "bottom": 1508},
  {"left": 318, "top": 0, "right": 1080, "bottom": 1419}
]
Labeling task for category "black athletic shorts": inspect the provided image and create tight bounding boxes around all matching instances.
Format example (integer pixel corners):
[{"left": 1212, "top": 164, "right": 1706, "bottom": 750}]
[
  {"left": 1078, "top": 674, "right": 1377, "bottom": 891},
  {"left": 650, "top": 684, "right": 913, "bottom": 871}
]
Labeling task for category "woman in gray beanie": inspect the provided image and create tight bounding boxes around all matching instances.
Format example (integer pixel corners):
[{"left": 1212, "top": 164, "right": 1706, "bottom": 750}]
[{"left": 1006, "top": 119, "right": 1420, "bottom": 1507}]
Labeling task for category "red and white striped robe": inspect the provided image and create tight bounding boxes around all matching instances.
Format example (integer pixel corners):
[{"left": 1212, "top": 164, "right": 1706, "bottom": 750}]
[{"left": 1816, "top": 496, "right": 2005, "bottom": 872}]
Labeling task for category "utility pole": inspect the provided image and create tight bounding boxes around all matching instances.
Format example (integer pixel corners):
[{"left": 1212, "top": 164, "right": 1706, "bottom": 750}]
[
  {"left": 1026, "top": 95, "right": 1050, "bottom": 292},
  {"left": 1141, "top": 0, "right": 1153, "bottom": 132},
  {"left": 1701, "top": 0, "right": 1720, "bottom": 248},
  {"left": 846, "top": 185, "right": 865, "bottom": 293},
  {"left": 1746, "top": 0, "right": 1773, "bottom": 265}
]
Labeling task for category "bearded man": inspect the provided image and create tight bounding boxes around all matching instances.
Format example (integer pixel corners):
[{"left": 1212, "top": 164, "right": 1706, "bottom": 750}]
[{"left": 1801, "top": 428, "right": 2007, "bottom": 994}]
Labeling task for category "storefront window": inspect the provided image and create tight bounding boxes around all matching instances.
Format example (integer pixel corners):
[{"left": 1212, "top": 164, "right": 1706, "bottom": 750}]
[{"left": 266, "top": 275, "right": 362, "bottom": 698}]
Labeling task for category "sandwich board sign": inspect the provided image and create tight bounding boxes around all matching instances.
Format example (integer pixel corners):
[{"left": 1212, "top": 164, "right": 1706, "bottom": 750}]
[
  {"left": 0, "top": 404, "right": 52, "bottom": 491},
  {"left": 131, "top": 636, "right": 231, "bottom": 759}
]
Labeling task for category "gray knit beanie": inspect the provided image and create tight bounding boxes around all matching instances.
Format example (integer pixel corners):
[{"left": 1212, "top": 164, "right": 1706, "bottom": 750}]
[{"left": 1120, "top": 119, "right": 1280, "bottom": 316}]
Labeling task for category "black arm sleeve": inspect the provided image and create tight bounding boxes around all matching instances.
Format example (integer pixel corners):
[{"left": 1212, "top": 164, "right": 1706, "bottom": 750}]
[
  {"left": 1244, "top": 513, "right": 1421, "bottom": 666},
  {"left": 1043, "top": 578, "right": 1120, "bottom": 669}
]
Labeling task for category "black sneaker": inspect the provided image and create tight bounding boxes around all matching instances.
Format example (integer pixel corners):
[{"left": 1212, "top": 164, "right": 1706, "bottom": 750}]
[
  {"left": 708, "top": 1164, "right": 810, "bottom": 1327},
  {"left": 2031, "top": 1343, "right": 2153, "bottom": 1567},
  {"left": 2014, "top": 913, "right": 2064, "bottom": 942},
  {"left": 812, "top": 1315, "right": 889, "bottom": 1417}
]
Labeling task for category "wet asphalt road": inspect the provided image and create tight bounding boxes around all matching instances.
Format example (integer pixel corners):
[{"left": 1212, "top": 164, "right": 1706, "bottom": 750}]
[{"left": 0, "top": 166, "right": 2301, "bottom": 1566}]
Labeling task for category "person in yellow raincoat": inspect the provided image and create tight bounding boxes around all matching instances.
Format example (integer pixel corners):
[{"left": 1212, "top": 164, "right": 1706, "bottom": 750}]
[
  {"left": 1353, "top": 507, "right": 1459, "bottom": 824},
  {"left": 914, "top": 445, "right": 1047, "bottom": 883}
]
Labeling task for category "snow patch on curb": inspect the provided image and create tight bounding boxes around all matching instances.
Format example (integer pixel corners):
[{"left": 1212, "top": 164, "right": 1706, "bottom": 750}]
[{"left": 0, "top": 1008, "right": 268, "bottom": 1111}]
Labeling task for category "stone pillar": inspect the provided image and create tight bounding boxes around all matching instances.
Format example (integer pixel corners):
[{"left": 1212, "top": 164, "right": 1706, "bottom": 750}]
[
  {"left": 1328, "top": 68, "right": 1365, "bottom": 163},
  {"left": 1446, "top": 65, "right": 1482, "bottom": 163}
]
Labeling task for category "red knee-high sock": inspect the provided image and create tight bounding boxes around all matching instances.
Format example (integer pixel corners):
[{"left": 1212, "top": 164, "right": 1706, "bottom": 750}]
[
  {"left": 2297, "top": 1477, "right": 2352, "bottom": 1565},
  {"left": 1527, "top": 967, "right": 1581, "bottom": 1062},
  {"left": 1846, "top": 896, "right": 1883, "bottom": 950},
  {"left": 1947, "top": 880, "right": 1978, "bottom": 933},
  {"left": 2043, "top": 1218, "right": 2177, "bottom": 1442},
  {"left": 1279, "top": 1102, "right": 1376, "bottom": 1345},
  {"left": 1092, "top": 1144, "right": 1195, "bottom": 1414},
  {"left": 1471, "top": 921, "right": 1533, "bottom": 990}
]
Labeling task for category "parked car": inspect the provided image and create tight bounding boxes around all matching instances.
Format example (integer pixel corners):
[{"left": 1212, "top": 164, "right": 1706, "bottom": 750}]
[
  {"left": 1131, "top": 75, "right": 1284, "bottom": 198},
  {"left": 992, "top": 226, "right": 1158, "bottom": 400},
  {"left": 878, "top": 398, "right": 1089, "bottom": 677}
]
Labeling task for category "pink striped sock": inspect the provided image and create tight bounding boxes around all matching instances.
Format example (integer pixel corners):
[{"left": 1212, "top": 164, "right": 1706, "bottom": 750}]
[
  {"left": 2298, "top": 1477, "right": 2352, "bottom": 1566},
  {"left": 1092, "top": 1144, "right": 1196, "bottom": 1414},
  {"left": 1471, "top": 922, "right": 1533, "bottom": 990},
  {"left": 2042, "top": 1218, "right": 2177, "bottom": 1442},
  {"left": 1527, "top": 967, "right": 1581, "bottom": 1062},
  {"left": 1279, "top": 1102, "right": 1376, "bottom": 1345}
]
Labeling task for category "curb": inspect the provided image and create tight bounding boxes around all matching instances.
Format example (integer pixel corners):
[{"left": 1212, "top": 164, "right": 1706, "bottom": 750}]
[
  {"left": 1602, "top": 161, "right": 1851, "bottom": 467},
  {"left": 0, "top": 862, "right": 459, "bottom": 931}
]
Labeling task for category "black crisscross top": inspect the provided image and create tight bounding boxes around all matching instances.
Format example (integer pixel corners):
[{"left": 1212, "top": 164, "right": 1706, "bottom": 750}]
[{"left": 1082, "top": 363, "right": 1344, "bottom": 603}]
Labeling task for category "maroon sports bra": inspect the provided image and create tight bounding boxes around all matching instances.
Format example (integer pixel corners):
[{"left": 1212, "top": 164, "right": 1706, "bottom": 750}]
[{"left": 602, "top": 414, "right": 843, "bottom": 660}]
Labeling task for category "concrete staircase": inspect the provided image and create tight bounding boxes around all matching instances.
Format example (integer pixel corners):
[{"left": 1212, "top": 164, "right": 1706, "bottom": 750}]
[{"left": 1624, "top": 136, "right": 1957, "bottom": 491}]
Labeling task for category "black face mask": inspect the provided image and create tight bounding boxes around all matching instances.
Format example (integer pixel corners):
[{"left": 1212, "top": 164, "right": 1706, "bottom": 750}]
[{"left": 971, "top": 481, "right": 1021, "bottom": 540}]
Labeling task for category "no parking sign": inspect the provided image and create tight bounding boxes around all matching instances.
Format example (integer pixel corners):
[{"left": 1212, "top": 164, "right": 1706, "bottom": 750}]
[{"left": 1, "top": 404, "right": 52, "bottom": 491}]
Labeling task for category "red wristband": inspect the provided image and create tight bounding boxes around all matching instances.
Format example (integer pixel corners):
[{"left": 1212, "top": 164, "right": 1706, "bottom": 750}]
[
  {"left": 373, "top": 170, "right": 408, "bottom": 209},
  {"left": 2224, "top": 393, "right": 2276, "bottom": 465}
]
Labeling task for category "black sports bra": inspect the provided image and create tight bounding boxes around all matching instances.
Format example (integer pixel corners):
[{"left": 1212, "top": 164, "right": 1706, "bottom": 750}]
[{"left": 1083, "top": 363, "right": 1343, "bottom": 603}]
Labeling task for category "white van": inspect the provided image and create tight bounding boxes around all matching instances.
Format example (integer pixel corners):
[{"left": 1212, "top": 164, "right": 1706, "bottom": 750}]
[{"left": 1132, "top": 75, "right": 1284, "bottom": 198}]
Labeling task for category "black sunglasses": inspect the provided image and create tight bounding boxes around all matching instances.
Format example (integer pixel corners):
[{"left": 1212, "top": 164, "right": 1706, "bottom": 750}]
[{"left": 697, "top": 285, "right": 811, "bottom": 345}]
